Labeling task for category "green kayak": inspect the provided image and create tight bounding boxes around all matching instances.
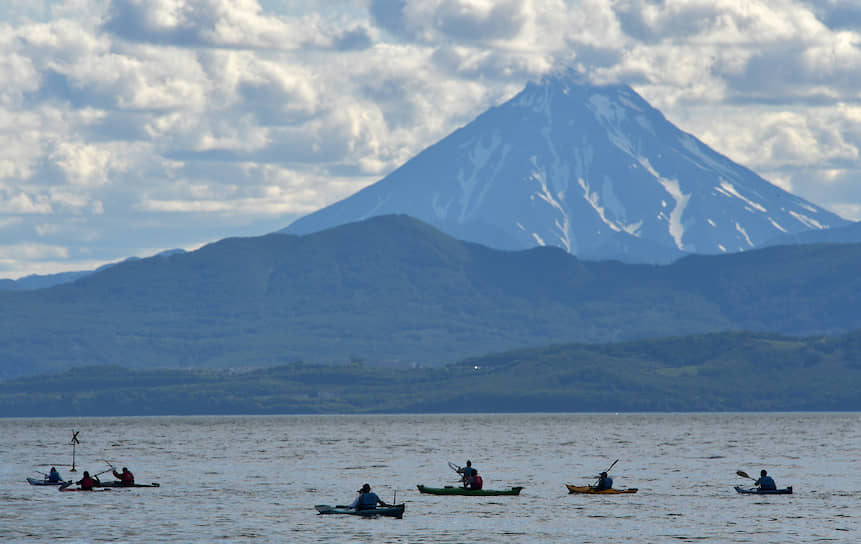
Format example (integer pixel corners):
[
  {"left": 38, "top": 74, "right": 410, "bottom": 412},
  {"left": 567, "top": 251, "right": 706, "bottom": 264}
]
[
  {"left": 315, "top": 504, "right": 405, "bottom": 518},
  {"left": 416, "top": 484, "right": 523, "bottom": 496}
]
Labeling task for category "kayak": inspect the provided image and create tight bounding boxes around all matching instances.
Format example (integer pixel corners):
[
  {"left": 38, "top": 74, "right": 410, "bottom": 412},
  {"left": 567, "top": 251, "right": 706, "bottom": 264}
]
[
  {"left": 315, "top": 504, "right": 405, "bottom": 519},
  {"left": 416, "top": 484, "right": 523, "bottom": 496},
  {"left": 94, "top": 481, "right": 161, "bottom": 488},
  {"left": 734, "top": 486, "right": 793, "bottom": 495},
  {"left": 27, "top": 477, "right": 71, "bottom": 486},
  {"left": 59, "top": 487, "right": 111, "bottom": 492},
  {"left": 566, "top": 484, "right": 638, "bottom": 494}
]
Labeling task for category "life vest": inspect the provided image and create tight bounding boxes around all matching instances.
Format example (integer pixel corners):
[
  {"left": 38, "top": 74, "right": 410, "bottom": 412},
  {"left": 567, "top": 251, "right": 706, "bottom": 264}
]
[
  {"left": 471, "top": 475, "right": 483, "bottom": 490},
  {"left": 358, "top": 492, "right": 379, "bottom": 508}
]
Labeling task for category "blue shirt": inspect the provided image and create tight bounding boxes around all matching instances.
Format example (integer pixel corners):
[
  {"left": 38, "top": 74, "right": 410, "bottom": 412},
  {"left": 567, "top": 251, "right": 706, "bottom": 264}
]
[
  {"left": 756, "top": 475, "right": 776, "bottom": 490},
  {"left": 596, "top": 476, "right": 613, "bottom": 490},
  {"left": 351, "top": 491, "right": 380, "bottom": 509}
]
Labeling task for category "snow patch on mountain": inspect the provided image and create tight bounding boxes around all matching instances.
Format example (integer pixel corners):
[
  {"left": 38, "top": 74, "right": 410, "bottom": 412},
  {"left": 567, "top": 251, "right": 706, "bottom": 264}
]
[
  {"left": 789, "top": 210, "right": 826, "bottom": 230},
  {"left": 679, "top": 134, "right": 737, "bottom": 179},
  {"left": 588, "top": 94, "right": 636, "bottom": 156},
  {"left": 530, "top": 156, "right": 572, "bottom": 251},
  {"left": 456, "top": 131, "right": 508, "bottom": 223},
  {"left": 768, "top": 217, "right": 787, "bottom": 233},
  {"left": 639, "top": 157, "right": 690, "bottom": 250},
  {"left": 716, "top": 180, "right": 767, "bottom": 213},
  {"left": 736, "top": 222, "right": 754, "bottom": 247}
]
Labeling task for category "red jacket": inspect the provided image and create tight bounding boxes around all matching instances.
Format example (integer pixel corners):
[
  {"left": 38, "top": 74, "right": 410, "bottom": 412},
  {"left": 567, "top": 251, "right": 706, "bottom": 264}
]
[{"left": 114, "top": 470, "right": 135, "bottom": 485}]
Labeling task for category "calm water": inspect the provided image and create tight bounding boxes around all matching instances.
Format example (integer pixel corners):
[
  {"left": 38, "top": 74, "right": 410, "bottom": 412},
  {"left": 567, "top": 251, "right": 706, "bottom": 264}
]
[{"left": 0, "top": 413, "right": 858, "bottom": 543}]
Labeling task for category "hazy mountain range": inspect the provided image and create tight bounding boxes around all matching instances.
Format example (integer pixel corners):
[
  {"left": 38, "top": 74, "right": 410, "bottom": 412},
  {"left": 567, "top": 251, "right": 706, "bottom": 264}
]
[
  {"left": 285, "top": 70, "right": 848, "bottom": 263},
  {"left": 2, "top": 215, "right": 861, "bottom": 381},
  {"left": 2, "top": 329, "right": 859, "bottom": 416}
]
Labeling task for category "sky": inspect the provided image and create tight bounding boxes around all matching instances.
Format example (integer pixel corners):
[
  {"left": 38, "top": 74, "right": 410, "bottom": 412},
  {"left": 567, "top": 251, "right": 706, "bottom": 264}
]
[{"left": 2, "top": 0, "right": 861, "bottom": 279}]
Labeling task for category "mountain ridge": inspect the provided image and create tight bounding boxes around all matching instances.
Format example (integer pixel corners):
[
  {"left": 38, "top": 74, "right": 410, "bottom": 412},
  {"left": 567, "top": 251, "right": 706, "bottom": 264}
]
[
  {"left": 2, "top": 214, "right": 861, "bottom": 380},
  {"left": 2, "top": 329, "right": 859, "bottom": 415}
]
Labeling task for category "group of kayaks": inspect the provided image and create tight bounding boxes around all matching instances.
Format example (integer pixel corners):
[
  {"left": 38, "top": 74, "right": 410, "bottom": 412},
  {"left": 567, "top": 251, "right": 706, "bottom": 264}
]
[
  {"left": 27, "top": 477, "right": 161, "bottom": 491},
  {"left": 314, "top": 463, "right": 792, "bottom": 519}
]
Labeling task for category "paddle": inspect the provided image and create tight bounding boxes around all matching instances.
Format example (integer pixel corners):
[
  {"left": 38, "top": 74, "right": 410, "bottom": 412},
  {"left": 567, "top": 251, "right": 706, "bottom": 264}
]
[
  {"left": 737, "top": 470, "right": 755, "bottom": 481},
  {"left": 604, "top": 459, "right": 619, "bottom": 474},
  {"left": 594, "top": 459, "right": 619, "bottom": 488},
  {"left": 93, "top": 467, "right": 115, "bottom": 481},
  {"left": 448, "top": 461, "right": 466, "bottom": 483}
]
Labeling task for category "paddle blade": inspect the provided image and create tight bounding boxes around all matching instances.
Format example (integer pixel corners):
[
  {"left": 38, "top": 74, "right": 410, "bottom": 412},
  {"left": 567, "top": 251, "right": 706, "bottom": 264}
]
[{"left": 736, "top": 470, "right": 751, "bottom": 479}]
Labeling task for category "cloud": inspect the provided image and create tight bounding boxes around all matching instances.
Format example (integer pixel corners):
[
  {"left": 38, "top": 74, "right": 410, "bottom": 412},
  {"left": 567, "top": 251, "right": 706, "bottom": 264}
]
[
  {"left": 2, "top": 0, "right": 861, "bottom": 278},
  {"left": 102, "top": 0, "right": 301, "bottom": 49},
  {"left": 0, "top": 192, "right": 53, "bottom": 214}
]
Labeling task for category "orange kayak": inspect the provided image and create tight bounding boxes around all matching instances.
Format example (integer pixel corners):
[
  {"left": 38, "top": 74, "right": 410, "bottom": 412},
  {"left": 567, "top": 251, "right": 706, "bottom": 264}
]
[{"left": 566, "top": 484, "right": 638, "bottom": 494}]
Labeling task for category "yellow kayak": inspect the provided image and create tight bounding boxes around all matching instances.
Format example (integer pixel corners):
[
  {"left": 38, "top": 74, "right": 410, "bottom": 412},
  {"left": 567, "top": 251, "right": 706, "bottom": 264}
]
[{"left": 566, "top": 484, "right": 638, "bottom": 494}]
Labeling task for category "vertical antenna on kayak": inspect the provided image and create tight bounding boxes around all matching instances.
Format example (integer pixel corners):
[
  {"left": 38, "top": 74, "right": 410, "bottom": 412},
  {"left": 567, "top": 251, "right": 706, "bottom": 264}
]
[{"left": 70, "top": 431, "right": 80, "bottom": 472}]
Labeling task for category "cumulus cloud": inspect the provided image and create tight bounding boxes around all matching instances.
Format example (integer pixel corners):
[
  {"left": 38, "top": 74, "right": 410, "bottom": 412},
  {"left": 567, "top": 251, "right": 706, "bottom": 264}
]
[{"left": 1, "top": 0, "right": 861, "bottom": 279}]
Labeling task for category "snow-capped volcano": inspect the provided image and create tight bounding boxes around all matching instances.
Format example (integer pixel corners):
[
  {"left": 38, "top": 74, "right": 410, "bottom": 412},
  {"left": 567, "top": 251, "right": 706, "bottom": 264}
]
[{"left": 284, "top": 71, "right": 848, "bottom": 263}]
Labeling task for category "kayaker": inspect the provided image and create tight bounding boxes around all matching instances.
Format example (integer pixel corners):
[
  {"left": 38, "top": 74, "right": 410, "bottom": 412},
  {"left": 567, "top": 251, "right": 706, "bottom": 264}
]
[
  {"left": 755, "top": 470, "right": 777, "bottom": 491},
  {"left": 349, "top": 483, "right": 390, "bottom": 510},
  {"left": 458, "top": 460, "right": 477, "bottom": 488},
  {"left": 46, "top": 467, "right": 63, "bottom": 483},
  {"left": 113, "top": 467, "right": 135, "bottom": 485},
  {"left": 595, "top": 471, "right": 613, "bottom": 491},
  {"left": 468, "top": 470, "right": 483, "bottom": 490},
  {"left": 76, "top": 471, "right": 98, "bottom": 491}
]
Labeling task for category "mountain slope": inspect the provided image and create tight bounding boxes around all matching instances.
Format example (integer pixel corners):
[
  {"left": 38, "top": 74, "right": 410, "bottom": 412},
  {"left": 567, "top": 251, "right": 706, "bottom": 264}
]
[
  {"left": 285, "top": 71, "right": 847, "bottom": 263},
  {"left": 2, "top": 330, "right": 859, "bottom": 415},
  {"left": 2, "top": 215, "right": 861, "bottom": 380}
]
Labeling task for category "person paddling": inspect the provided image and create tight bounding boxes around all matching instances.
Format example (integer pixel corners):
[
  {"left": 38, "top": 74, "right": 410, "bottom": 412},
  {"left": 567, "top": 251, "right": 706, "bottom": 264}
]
[
  {"left": 349, "top": 483, "right": 389, "bottom": 510},
  {"left": 113, "top": 467, "right": 135, "bottom": 486},
  {"left": 595, "top": 471, "right": 613, "bottom": 491},
  {"left": 755, "top": 469, "right": 777, "bottom": 491},
  {"left": 76, "top": 471, "right": 98, "bottom": 491},
  {"left": 468, "top": 470, "right": 483, "bottom": 490},
  {"left": 46, "top": 467, "right": 63, "bottom": 483},
  {"left": 458, "top": 460, "right": 477, "bottom": 488}
]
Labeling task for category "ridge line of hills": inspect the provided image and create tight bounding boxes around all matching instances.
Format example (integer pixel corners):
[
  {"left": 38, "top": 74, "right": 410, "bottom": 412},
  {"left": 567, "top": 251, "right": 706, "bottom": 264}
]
[
  {"left": 2, "top": 214, "right": 861, "bottom": 382},
  {"left": 1, "top": 329, "right": 858, "bottom": 416}
]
